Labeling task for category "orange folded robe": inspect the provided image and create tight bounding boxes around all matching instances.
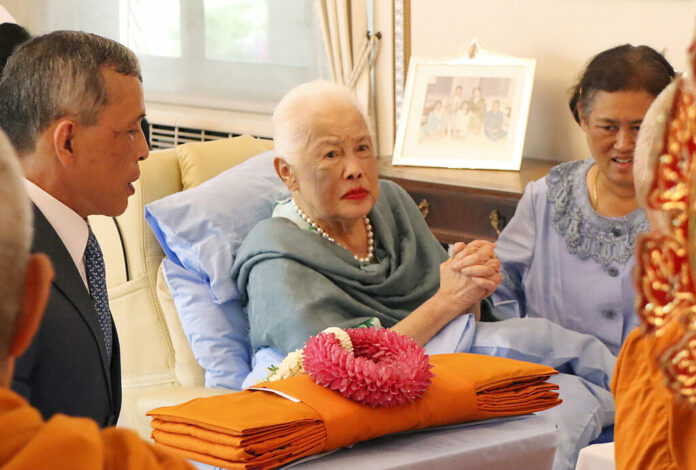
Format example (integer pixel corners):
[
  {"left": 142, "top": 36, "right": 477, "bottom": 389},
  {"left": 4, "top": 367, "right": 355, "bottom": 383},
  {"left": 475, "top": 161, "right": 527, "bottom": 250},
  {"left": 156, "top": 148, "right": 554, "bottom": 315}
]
[
  {"left": 0, "top": 388, "right": 193, "bottom": 470},
  {"left": 612, "top": 319, "right": 696, "bottom": 470},
  {"left": 148, "top": 353, "right": 561, "bottom": 470}
]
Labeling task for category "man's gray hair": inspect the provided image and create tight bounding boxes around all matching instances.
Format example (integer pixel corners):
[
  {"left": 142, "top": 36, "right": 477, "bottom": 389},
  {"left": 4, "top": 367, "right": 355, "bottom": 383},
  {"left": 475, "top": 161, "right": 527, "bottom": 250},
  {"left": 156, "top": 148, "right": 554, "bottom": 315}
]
[
  {"left": 273, "top": 80, "right": 373, "bottom": 164},
  {"left": 633, "top": 80, "right": 678, "bottom": 232},
  {"left": 0, "top": 129, "right": 32, "bottom": 355},
  {"left": 0, "top": 30, "right": 141, "bottom": 154}
]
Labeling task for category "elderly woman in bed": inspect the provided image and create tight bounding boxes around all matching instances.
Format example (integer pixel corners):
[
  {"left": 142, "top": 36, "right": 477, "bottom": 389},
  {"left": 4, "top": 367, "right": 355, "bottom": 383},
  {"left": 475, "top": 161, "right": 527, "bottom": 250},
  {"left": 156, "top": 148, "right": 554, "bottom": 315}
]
[{"left": 232, "top": 80, "right": 501, "bottom": 354}]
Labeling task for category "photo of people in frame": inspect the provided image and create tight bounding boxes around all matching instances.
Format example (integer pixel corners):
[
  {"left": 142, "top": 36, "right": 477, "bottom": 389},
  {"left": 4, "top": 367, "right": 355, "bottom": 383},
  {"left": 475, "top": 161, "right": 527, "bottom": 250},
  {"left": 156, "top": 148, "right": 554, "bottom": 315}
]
[
  {"left": 393, "top": 56, "right": 534, "bottom": 170},
  {"left": 417, "top": 76, "right": 514, "bottom": 149}
]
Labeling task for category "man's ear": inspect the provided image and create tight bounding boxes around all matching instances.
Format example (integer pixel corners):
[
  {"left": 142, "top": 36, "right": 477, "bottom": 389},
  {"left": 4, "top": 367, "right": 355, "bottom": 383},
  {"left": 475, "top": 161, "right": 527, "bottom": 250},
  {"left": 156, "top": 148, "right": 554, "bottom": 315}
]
[
  {"left": 52, "top": 119, "right": 77, "bottom": 166},
  {"left": 7, "top": 253, "right": 54, "bottom": 359},
  {"left": 274, "top": 157, "right": 299, "bottom": 192}
]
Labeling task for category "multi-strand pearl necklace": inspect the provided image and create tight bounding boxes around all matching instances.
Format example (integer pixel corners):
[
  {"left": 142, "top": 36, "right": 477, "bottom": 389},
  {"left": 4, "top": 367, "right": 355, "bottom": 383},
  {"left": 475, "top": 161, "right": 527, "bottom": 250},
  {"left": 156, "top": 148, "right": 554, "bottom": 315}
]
[{"left": 291, "top": 199, "right": 374, "bottom": 264}]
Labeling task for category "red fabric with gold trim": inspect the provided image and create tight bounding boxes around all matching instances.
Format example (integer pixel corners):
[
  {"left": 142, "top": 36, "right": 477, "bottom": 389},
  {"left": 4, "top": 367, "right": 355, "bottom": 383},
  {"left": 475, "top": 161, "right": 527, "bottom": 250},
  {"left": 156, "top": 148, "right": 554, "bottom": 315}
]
[
  {"left": 661, "top": 326, "right": 696, "bottom": 404},
  {"left": 640, "top": 80, "right": 696, "bottom": 407},
  {"left": 635, "top": 234, "right": 695, "bottom": 334}
]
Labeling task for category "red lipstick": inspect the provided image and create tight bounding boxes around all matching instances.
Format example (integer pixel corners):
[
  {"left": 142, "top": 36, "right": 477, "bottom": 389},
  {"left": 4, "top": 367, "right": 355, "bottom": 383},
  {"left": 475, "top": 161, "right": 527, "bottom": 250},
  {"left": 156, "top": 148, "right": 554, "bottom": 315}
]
[{"left": 343, "top": 188, "right": 368, "bottom": 200}]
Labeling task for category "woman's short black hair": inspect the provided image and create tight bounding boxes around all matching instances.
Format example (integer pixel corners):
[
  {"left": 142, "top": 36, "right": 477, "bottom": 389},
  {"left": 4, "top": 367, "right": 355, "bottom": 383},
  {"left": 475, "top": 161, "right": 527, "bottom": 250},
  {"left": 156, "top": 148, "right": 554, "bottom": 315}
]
[
  {"left": 569, "top": 44, "right": 675, "bottom": 124},
  {"left": 0, "top": 23, "right": 30, "bottom": 76}
]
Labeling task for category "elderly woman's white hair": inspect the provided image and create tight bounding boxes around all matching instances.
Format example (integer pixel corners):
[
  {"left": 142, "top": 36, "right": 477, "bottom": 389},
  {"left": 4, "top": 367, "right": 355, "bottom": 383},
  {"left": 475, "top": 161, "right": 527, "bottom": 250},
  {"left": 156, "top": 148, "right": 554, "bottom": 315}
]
[
  {"left": 272, "top": 80, "right": 373, "bottom": 164},
  {"left": 0, "top": 129, "right": 32, "bottom": 355},
  {"left": 633, "top": 80, "right": 679, "bottom": 233}
]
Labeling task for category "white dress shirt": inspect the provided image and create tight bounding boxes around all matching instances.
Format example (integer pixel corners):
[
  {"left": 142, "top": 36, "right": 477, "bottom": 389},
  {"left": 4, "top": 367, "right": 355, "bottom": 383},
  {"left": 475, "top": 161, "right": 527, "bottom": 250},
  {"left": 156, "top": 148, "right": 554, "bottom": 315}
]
[{"left": 25, "top": 179, "right": 90, "bottom": 289}]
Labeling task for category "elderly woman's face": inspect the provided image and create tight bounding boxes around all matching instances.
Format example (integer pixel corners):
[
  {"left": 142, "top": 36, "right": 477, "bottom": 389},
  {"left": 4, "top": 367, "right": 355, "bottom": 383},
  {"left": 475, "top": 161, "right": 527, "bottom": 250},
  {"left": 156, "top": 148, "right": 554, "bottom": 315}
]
[
  {"left": 291, "top": 105, "right": 379, "bottom": 224},
  {"left": 580, "top": 89, "right": 655, "bottom": 191}
]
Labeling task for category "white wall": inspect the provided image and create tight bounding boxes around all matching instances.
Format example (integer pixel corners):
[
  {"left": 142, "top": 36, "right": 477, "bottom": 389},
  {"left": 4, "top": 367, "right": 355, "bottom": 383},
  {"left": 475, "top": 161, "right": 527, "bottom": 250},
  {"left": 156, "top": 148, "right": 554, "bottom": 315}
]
[
  {"left": 408, "top": 0, "right": 696, "bottom": 161},
  {"left": 1, "top": 1, "right": 41, "bottom": 33}
]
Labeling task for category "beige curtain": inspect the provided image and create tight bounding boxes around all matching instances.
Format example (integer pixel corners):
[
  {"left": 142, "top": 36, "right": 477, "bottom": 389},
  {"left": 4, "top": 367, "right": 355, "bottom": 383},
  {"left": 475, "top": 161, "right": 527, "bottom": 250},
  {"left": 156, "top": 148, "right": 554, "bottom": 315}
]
[{"left": 315, "top": 0, "right": 381, "bottom": 152}]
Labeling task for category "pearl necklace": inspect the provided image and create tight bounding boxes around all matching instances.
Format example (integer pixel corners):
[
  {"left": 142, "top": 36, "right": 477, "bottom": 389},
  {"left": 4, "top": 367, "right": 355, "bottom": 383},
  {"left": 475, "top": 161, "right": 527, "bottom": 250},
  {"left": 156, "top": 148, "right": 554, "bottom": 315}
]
[{"left": 291, "top": 199, "right": 375, "bottom": 264}]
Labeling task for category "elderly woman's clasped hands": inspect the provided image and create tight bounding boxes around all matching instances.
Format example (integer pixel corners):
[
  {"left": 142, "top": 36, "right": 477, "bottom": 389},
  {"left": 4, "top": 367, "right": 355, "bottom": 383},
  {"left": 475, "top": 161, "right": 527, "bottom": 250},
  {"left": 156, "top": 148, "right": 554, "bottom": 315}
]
[{"left": 438, "top": 240, "right": 502, "bottom": 320}]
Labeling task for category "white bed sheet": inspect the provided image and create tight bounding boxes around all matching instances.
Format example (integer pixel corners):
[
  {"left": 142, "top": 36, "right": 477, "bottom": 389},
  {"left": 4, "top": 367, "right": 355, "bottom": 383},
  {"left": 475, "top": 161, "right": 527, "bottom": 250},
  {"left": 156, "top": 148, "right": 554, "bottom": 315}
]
[
  {"left": 575, "top": 443, "right": 615, "bottom": 470},
  {"left": 191, "top": 414, "right": 557, "bottom": 470}
]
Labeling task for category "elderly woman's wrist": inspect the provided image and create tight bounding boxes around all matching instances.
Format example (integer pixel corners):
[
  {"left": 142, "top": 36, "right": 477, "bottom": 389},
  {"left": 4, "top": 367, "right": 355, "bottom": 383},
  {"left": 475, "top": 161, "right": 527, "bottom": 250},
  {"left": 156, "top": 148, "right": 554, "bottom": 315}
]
[{"left": 431, "top": 291, "right": 474, "bottom": 319}]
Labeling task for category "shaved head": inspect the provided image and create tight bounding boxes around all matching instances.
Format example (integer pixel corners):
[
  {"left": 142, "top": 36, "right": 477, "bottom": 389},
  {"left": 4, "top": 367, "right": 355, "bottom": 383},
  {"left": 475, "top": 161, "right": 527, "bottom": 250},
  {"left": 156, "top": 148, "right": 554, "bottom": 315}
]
[{"left": 0, "top": 129, "right": 32, "bottom": 355}]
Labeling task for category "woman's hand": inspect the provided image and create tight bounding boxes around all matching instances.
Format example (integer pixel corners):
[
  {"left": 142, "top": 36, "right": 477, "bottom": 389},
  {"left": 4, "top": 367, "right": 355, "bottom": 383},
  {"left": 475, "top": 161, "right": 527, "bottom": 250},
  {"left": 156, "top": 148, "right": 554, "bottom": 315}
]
[
  {"left": 435, "top": 240, "right": 502, "bottom": 316},
  {"left": 392, "top": 239, "right": 502, "bottom": 345},
  {"left": 450, "top": 240, "right": 501, "bottom": 280},
  {"left": 450, "top": 240, "right": 501, "bottom": 291}
]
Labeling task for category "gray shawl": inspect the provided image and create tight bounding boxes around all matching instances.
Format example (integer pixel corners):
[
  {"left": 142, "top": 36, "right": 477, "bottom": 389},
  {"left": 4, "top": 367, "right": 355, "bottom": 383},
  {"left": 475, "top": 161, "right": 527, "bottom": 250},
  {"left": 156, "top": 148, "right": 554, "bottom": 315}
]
[{"left": 232, "top": 180, "right": 448, "bottom": 354}]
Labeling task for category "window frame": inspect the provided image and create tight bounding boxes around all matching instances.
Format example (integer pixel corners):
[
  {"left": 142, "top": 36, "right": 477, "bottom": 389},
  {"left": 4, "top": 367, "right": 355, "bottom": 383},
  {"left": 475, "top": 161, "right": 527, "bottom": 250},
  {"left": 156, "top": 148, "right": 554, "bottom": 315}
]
[{"left": 120, "top": 0, "right": 328, "bottom": 114}]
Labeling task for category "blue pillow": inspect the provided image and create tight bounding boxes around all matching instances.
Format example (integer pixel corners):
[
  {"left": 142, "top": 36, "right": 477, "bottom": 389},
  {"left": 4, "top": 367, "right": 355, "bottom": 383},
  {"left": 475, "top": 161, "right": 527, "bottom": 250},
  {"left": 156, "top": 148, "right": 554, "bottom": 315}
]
[
  {"left": 146, "top": 150, "right": 289, "bottom": 303},
  {"left": 162, "top": 258, "right": 251, "bottom": 389},
  {"left": 145, "top": 149, "right": 290, "bottom": 388}
]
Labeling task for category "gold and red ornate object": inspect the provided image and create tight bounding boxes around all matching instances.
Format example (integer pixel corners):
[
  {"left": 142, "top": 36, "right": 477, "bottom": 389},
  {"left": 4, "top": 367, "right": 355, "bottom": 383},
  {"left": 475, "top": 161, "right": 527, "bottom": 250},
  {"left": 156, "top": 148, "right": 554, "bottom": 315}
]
[{"left": 637, "top": 76, "right": 696, "bottom": 406}]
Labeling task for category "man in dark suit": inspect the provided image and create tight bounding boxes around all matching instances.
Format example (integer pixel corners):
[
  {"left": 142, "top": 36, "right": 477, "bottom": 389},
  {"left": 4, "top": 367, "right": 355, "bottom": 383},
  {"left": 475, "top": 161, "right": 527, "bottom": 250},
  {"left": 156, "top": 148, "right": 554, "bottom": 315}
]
[
  {"left": 0, "top": 31, "right": 149, "bottom": 427},
  {"left": 0, "top": 122, "right": 192, "bottom": 469}
]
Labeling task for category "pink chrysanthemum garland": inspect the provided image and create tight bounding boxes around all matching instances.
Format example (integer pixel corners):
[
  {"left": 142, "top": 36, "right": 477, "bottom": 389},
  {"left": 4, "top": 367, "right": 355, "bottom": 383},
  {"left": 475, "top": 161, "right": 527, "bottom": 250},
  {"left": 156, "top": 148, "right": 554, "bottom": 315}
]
[{"left": 302, "top": 327, "right": 434, "bottom": 408}]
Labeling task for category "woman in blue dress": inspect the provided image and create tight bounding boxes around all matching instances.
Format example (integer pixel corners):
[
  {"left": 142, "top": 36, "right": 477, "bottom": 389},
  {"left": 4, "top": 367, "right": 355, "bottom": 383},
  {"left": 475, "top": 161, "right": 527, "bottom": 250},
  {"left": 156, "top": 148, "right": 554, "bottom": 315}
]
[{"left": 491, "top": 45, "right": 675, "bottom": 355}]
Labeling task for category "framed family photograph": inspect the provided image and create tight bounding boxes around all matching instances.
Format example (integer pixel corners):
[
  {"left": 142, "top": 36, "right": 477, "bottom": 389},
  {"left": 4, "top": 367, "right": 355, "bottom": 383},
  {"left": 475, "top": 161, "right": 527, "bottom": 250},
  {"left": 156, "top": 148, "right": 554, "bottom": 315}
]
[{"left": 393, "top": 45, "right": 536, "bottom": 170}]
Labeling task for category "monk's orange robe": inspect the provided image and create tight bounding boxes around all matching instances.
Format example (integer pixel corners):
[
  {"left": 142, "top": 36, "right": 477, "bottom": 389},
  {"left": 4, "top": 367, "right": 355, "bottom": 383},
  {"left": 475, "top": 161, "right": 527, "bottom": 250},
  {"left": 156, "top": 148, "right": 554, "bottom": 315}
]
[
  {"left": 612, "top": 319, "right": 696, "bottom": 470},
  {"left": 0, "top": 387, "right": 193, "bottom": 470}
]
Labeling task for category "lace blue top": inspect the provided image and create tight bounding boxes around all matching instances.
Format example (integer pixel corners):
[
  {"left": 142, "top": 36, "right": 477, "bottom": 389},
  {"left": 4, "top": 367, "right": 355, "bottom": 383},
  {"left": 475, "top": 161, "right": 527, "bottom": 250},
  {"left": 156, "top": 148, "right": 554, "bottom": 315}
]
[{"left": 491, "top": 159, "right": 648, "bottom": 355}]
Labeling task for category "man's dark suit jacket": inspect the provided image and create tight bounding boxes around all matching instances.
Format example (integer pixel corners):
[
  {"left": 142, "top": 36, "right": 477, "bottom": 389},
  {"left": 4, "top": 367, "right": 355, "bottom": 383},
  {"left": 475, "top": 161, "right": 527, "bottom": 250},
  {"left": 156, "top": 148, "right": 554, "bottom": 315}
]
[{"left": 12, "top": 205, "right": 121, "bottom": 427}]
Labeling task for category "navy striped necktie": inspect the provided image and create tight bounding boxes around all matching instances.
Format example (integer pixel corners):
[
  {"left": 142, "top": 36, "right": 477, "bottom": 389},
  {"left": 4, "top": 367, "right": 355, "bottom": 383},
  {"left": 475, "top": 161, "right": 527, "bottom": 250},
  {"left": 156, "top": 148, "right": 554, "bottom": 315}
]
[{"left": 84, "top": 227, "right": 113, "bottom": 364}]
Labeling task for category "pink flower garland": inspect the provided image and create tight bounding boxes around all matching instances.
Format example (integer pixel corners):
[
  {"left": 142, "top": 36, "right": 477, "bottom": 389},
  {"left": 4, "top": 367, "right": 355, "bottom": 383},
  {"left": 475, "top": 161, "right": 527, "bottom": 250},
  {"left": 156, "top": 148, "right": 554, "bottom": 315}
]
[{"left": 302, "top": 328, "right": 434, "bottom": 408}]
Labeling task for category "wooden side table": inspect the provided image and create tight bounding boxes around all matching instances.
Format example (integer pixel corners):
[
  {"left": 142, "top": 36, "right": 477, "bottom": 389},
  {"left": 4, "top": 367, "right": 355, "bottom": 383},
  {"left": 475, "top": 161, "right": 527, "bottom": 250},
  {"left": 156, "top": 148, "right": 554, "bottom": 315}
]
[{"left": 378, "top": 158, "right": 561, "bottom": 244}]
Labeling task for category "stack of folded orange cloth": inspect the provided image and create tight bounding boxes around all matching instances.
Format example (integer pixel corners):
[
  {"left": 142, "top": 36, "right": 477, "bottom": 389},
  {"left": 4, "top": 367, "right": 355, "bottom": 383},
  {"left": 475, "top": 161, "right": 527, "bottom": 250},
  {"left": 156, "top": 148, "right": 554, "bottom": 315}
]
[{"left": 148, "top": 353, "right": 561, "bottom": 469}]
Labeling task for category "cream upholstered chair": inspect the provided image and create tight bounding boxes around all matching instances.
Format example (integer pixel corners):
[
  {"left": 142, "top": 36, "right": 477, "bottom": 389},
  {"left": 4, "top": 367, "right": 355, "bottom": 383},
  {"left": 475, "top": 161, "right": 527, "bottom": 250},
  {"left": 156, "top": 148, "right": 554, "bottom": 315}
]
[{"left": 90, "top": 135, "right": 273, "bottom": 439}]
